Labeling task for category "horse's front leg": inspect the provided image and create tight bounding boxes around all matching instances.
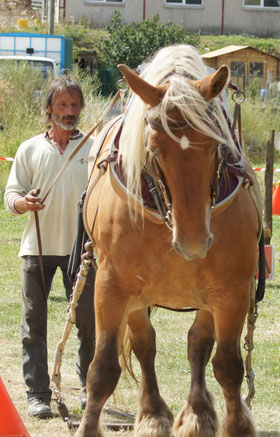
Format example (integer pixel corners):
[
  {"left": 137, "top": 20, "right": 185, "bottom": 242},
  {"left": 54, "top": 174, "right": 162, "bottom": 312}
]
[
  {"left": 173, "top": 310, "right": 217, "bottom": 437},
  {"left": 75, "top": 274, "right": 128, "bottom": 437},
  {"left": 128, "top": 308, "right": 174, "bottom": 437},
  {"left": 213, "top": 300, "right": 258, "bottom": 437}
]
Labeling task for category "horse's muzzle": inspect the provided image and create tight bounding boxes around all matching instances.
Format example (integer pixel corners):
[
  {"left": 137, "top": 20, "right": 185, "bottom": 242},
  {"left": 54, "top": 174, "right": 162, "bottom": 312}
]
[{"left": 172, "top": 233, "right": 213, "bottom": 261}]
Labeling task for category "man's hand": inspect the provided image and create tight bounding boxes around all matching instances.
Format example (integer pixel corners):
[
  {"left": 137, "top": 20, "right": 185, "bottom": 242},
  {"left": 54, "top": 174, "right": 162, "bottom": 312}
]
[{"left": 14, "top": 189, "right": 45, "bottom": 214}]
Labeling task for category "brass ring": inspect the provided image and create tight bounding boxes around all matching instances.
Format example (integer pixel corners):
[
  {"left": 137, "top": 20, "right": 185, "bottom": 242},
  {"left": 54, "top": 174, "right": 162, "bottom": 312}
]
[
  {"left": 232, "top": 90, "right": 245, "bottom": 104},
  {"left": 116, "top": 78, "right": 128, "bottom": 92}
]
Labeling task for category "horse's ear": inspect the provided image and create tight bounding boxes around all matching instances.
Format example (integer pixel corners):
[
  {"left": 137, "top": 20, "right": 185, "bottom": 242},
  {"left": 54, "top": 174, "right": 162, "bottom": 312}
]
[
  {"left": 191, "top": 65, "right": 230, "bottom": 101},
  {"left": 117, "top": 64, "right": 168, "bottom": 107}
]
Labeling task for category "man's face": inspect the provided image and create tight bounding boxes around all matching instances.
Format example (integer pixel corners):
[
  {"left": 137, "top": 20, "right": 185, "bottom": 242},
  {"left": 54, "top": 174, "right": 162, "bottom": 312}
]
[{"left": 49, "top": 88, "right": 82, "bottom": 131}]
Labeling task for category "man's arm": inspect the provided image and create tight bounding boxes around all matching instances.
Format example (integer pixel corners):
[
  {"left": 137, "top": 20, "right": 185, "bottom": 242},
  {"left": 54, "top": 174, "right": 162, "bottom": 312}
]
[
  {"left": 4, "top": 143, "right": 44, "bottom": 216},
  {"left": 13, "top": 189, "right": 45, "bottom": 214}
]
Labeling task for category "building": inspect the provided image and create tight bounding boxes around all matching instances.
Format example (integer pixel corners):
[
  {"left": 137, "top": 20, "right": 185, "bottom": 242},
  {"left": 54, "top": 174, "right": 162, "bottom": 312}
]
[
  {"left": 54, "top": 0, "right": 280, "bottom": 38},
  {"left": 202, "top": 45, "right": 280, "bottom": 91}
]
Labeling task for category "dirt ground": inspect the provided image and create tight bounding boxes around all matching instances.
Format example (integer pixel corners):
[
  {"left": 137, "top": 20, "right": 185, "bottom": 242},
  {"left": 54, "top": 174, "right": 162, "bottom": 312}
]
[{"left": 0, "top": 330, "right": 135, "bottom": 437}]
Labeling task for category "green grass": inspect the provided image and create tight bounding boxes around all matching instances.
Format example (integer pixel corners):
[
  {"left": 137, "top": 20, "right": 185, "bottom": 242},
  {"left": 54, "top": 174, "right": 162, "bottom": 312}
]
[
  {"left": 0, "top": 24, "right": 279, "bottom": 436},
  {"left": 0, "top": 203, "right": 280, "bottom": 436},
  {"left": 198, "top": 34, "right": 280, "bottom": 57}
]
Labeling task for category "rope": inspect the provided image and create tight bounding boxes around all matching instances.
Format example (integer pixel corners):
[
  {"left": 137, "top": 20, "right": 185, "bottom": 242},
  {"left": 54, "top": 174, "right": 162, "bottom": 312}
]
[
  {"left": 51, "top": 246, "right": 94, "bottom": 392},
  {"left": 243, "top": 280, "right": 258, "bottom": 408}
]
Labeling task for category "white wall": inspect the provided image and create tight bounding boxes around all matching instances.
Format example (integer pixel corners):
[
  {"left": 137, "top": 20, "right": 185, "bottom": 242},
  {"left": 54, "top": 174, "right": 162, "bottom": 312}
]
[{"left": 64, "top": 0, "right": 280, "bottom": 37}]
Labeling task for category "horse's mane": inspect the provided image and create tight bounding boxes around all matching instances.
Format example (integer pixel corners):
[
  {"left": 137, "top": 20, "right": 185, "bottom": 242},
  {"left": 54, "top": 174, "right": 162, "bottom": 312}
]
[{"left": 118, "top": 44, "right": 237, "bottom": 208}]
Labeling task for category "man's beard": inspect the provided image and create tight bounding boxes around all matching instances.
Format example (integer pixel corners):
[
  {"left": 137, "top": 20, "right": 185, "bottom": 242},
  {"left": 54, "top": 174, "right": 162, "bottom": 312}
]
[{"left": 52, "top": 113, "right": 80, "bottom": 131}]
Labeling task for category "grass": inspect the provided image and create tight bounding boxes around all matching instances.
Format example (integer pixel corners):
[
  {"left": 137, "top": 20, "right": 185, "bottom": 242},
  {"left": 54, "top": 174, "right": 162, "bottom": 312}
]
[
  {"left": 0, "top": 24, "right": 279, "bottom": 435},
  {"left": 198, "top": 34, "right": 280, "bottom": 57},
  {"left": 0, "top": 193, "right": 280, "bottom": 436}
]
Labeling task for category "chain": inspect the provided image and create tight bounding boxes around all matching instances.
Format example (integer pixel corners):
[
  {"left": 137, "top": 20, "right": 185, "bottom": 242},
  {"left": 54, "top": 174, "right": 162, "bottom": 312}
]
[{"left": 243, "top": 300, "right": 258, "bottom": 408}]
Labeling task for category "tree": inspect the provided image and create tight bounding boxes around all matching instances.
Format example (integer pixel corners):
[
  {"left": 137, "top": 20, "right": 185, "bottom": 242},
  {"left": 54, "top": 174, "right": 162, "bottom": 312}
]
[{"left": 98, "top": 12, "right": 200, "bottom": 70}]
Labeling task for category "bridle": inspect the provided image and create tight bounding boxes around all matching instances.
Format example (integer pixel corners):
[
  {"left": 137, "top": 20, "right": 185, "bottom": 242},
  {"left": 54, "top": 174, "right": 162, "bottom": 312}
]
[
  {"left": 143, "top": 116, "right": 227, "bottom": 232},
  {"left": 142, "top": 80, "right": 246, "bottom": 232},
  {"left": 209, "top": 145, "right": 227, "bottom": 210},
  {"left": 144, "top": 152, "right": 173, "bottom": 230}
]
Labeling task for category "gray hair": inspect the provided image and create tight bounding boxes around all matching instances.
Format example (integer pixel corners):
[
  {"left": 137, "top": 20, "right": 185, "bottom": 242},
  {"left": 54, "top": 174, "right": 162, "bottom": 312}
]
[{"left": 43, "top": 74, "right": 85, "bottom": 124}]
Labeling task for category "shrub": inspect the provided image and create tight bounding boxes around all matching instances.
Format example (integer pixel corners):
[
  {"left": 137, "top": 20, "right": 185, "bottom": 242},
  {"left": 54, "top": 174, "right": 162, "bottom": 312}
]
[
  {"left": 0, "top": 62, "right": 47, "bottom": 157},
  {"left": 98, "top": 12, "right": 200, "bottom": 70}
]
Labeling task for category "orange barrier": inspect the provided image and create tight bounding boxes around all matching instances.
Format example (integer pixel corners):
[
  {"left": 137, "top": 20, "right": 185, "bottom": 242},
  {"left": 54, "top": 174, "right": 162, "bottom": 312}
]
[
  {"left": 0, "top": 378, "right": 30, "bottom": 437},
  {"left": 272, "top": 182, "right": 280, "bottom": 215}
]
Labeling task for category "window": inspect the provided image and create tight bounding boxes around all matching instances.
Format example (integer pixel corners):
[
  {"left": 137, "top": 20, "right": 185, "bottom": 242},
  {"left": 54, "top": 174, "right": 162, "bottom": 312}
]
[
  {"left": 249, "top": 62, "right": 264, "bottom": 77},
  {"left": 165, "top": 0, "right": 202, "bottom": 5},
  {"left": 244, "top": 0, "right": 280, "bottom": 7},
  {"left": 86, "top": 0, "right": 123, "bottom": 3},
  {"left": 230, "top": 62, "right": 246, "bottom": 90},
  {"left": 231, "top": 62, "right": 245, "bottom": 77}
]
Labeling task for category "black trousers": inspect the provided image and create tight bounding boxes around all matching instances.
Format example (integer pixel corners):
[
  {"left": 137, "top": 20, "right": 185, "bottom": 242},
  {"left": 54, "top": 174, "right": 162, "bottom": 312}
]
[{"left": 21, "top": 255, "right": 95, "bottom": 402}]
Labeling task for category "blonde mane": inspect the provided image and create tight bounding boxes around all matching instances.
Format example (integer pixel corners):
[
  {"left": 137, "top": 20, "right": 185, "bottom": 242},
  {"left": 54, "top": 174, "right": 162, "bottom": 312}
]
[{"left": 118, "top": 44, "right": 236, "bottom": 209}]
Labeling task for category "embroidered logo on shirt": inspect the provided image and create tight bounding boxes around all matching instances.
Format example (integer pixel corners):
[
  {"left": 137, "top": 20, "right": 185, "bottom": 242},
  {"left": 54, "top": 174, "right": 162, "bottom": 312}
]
[{"left": 77, "top": 158, "right": 88, "bottom": 164}]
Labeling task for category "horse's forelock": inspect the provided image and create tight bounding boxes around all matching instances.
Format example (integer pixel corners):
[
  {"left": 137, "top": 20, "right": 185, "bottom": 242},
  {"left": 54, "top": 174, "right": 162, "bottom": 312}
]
[
  {"left": 118, "top": 44, "right": 236, "bottom": 209},
  {"left": 159, "top": 76, "right": 236, "bottom": 150}
]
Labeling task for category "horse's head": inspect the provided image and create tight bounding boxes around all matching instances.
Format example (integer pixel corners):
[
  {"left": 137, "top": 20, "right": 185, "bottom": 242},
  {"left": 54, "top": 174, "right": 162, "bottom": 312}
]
[{"left": 118, "top": 60, "right": 231, "bottom": 261}]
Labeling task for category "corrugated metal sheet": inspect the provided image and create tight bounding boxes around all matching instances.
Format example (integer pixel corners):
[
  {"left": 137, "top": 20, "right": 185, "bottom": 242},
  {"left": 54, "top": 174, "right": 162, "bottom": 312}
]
[{"left": 201, "top": 45, "right": 249, "bottom": 59}]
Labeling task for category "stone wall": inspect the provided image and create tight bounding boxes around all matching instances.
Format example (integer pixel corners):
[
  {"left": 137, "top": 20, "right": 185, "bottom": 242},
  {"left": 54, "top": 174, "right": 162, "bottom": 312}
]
[{"left": 0, "top": 0, "right": 37, "bottom": 28}]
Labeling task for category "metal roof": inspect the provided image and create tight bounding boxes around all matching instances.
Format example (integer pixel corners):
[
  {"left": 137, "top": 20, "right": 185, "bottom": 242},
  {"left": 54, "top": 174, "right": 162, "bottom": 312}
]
[
  {"left": 201, "top": 45, "right": 250, "bottom": 59},
  {"left": 201, "top": 45, "right": 280, "bottom": 61}
]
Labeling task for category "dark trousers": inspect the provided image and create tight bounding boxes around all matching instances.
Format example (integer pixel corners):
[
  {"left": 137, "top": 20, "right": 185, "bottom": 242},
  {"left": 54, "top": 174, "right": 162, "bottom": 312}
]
[{"left": 21, "top": 255, "right": 95, "bottom": 402}]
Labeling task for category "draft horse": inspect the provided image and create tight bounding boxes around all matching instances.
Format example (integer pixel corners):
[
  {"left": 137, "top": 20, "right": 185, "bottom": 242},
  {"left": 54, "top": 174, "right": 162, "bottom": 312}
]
[{"left": 76, "top": 45, "right": 262, "bottom": 437}]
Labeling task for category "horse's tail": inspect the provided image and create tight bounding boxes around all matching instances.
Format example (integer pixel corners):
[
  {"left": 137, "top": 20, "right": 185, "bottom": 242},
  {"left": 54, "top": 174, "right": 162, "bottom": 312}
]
[
  {"left": 119, "top": 326, "right": 139, "bottom": 384},
  {"left": 119, "top": 307, "right": 155, "bottom": 384}
]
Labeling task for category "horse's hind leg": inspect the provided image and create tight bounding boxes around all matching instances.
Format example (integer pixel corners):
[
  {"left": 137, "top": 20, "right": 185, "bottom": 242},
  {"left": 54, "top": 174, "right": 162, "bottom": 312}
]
[
  {"left": 128, "top": 308, "right": 174, "bottom": 437},
  {"left": 173, "top": 310, "right": 218, "bottom": 437},
  {"left": 213, "top": 304, "right": 258, "bottom": 437}
]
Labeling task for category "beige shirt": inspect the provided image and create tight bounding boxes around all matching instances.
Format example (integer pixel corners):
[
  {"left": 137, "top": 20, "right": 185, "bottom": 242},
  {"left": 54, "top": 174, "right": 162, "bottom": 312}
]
[{"left": 4, "top": 132, "right": 94, "bottom": 257}]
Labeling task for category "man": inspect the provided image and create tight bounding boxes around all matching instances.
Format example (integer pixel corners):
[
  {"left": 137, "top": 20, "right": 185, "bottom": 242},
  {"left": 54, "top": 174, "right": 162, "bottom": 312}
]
[{"left": 4, "top": 75, "right": 95, "bottom": 419}]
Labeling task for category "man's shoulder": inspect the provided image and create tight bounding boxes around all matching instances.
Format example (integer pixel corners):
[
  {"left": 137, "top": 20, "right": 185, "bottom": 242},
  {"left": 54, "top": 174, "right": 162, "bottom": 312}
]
[
  {"left": 14, "top": 133, "right": 46, "bottom": 160},
  {"left": 18, "top": 133, "right": 46, "bottom": 151}
]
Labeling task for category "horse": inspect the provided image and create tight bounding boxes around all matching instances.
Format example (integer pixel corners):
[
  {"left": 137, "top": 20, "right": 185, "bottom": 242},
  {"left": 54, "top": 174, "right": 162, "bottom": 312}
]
[{"left": 75, "top": 44, "right": 262, "bottom": 437}]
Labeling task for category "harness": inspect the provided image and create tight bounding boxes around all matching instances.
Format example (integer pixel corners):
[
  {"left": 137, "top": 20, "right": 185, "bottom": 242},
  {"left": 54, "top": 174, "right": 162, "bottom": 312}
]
[
  {"left": 85, "top": 92, "right": 256, "bottom": 235},
  {"left": 33, "top": 82, "right": 265, "bottom": 427}
]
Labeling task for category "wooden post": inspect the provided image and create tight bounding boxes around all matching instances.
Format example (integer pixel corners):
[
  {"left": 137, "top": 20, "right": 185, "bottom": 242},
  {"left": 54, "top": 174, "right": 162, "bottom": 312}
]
[
  {"left": 48, "top": 0, "right": 55, "bottom": 35},
  {"left": 264, "top": 129, "right": 275, "bottom": 245}
]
